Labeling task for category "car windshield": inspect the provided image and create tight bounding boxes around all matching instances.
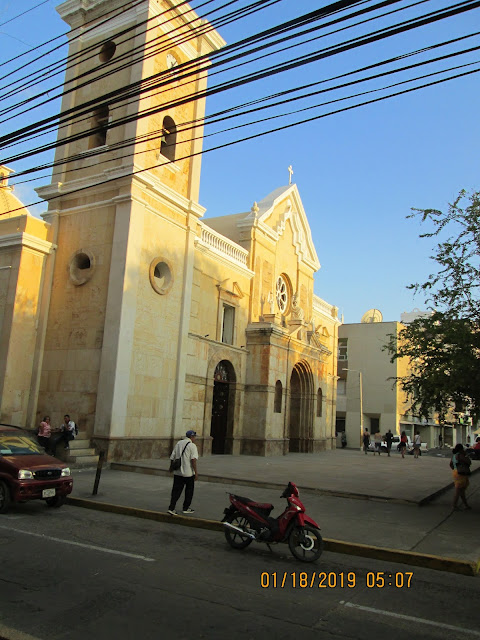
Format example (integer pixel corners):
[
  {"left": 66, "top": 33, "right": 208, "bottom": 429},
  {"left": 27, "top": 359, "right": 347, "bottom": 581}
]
[{"left": 0, "top": 433, "right": 44, "bottom": 456}]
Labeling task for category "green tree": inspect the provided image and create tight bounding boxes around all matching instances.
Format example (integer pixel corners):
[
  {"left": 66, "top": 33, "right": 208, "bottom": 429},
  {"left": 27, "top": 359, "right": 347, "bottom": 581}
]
[{"left": 387, "top": 190, "right": 480, "bottom": 421}]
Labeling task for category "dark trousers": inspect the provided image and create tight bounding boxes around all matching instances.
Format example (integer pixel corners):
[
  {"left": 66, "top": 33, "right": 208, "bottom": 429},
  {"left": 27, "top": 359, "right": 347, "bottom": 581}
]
[
  {"left": 169, "top": 475, "right": 195, "bottom": 510},
  {"left": 38, "top": 436, "right": 53, "bottom": 454}
]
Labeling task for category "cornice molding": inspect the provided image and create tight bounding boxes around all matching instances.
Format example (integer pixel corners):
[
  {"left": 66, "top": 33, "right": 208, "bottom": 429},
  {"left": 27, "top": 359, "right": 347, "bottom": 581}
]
[
  {"left": 131, "top": 166, "right": 206, "bottom": 218},
  {"left": 0, "top": 232, "right": 56, "bottom": 255}
]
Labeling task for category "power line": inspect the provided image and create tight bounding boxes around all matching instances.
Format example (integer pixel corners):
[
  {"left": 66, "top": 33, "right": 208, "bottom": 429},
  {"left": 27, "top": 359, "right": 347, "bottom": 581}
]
[
  {"left": 0, "top": 0, "right": 49, "bottom": 29},
  {"left": 0, "top": 0, "right": 378, "bottom": 145},
  {"left": 10, "top": 28, "right": 480, "bottom": 183},
  {"left": 12, "top": 47, "right": 480, "bottom": 186},
  {"left": 2, "top": 0, "right": 478, "bottom": 161},
  {"left": 0, "top": 0, "right": 225, "bottom": 100},
  {"left": 0, "top": 0, "right": 281, "bottom": 121},
  {"left": 4, "top": 63, "right": 480, "bottom": 216}
]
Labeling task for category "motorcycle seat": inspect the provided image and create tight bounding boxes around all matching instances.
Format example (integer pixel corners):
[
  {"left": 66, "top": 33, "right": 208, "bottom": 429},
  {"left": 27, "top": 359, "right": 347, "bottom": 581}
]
[
  {"left": 250, "top": 501, "right": 274, "bottom": 511},
  {"left": 234, "top": 495, "right": 273, "bottom": 511}
]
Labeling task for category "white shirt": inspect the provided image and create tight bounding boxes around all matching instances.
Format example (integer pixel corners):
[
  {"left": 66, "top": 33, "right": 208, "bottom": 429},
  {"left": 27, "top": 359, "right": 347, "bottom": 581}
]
[
  {"left": 62, "top": 420, "right": 76, "bottom": 437},
  {"left": 414, "top": 434, "right": 421, "bottom": 445},
  {"left": 170, "top": 438, "right": 198, "bottom": 477}
]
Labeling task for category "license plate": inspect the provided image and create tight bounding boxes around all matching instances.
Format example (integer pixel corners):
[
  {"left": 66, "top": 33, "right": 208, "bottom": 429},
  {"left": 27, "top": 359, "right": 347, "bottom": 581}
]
[{"left": 42, "top": 488, "right": 56, "bottom": 498}]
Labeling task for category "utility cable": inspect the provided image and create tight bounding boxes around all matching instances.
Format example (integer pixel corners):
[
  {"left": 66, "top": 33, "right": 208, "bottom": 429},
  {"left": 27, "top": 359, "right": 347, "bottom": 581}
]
[
  {"left": 0, "top": 0, "right": 376, "bottom": 143},
  {"left": 0, "top": 0, "right": 49, "bottom": 29},
  {"left": 4, "top": 63, "right": 480, "bottom": 217},
  {"left": 10, "top": 26, "right": 480, "bottom": 181},
  {"left": 2, "top": 0, "right": 478, "bottom": 160}
]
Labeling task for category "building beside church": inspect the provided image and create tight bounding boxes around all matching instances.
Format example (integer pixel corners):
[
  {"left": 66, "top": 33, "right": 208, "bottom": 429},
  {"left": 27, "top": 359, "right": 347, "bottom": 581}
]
[
  {"left": 335, "top": 310, "right": 470, "bottom": 450},
  {"left": 0, "top": 0, "right": 340, "bottom": 461}
]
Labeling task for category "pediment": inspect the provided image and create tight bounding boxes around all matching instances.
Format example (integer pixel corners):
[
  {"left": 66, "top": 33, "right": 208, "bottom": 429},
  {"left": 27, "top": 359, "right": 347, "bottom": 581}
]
[{"left": 239, "top": 185, "right": 320, "bottom": 272}]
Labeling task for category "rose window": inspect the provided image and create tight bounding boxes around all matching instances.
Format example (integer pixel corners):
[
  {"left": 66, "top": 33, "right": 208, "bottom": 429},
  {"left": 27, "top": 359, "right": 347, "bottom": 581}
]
[{"left": 276, "top": 275, "right": 288, "bottom": 313}]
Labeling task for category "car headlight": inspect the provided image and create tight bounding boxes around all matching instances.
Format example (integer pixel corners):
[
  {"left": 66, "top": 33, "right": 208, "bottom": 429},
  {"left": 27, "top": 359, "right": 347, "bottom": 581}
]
[
  {"left": 61, "top": 468, "right": 71, "bottom": 477},
  {"left": 18, "top": 470, "right": 34, "bottom": 479}
]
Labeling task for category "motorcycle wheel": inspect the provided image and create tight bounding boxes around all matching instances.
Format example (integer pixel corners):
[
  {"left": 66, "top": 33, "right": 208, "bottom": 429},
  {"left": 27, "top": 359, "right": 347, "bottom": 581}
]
[
  {"left": 288, "top": 525, "right": 323, "bottom": 562},
  {"left": 224, "top": 511, "right": 253, "bottom": 549}
]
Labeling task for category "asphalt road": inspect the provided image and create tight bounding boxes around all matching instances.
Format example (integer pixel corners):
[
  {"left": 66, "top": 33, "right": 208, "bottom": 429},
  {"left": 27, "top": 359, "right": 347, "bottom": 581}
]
[{"left": 1, "top": 503, "right": 480, "bottom": 640}]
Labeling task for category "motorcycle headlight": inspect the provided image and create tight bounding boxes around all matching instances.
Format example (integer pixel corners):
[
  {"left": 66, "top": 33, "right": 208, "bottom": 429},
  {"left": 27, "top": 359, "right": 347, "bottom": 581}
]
[
  {"left": 18, "top": 469, "right": 34, "bottom": 480},
  {"left": 61, "top": 468, "right": 71, "bottom": 477}
]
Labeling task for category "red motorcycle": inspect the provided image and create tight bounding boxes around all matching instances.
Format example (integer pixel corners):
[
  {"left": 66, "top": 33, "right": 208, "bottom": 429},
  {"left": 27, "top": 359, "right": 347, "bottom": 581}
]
[{"left": 222, "top": 481, "right": 323, "bottom": 562}]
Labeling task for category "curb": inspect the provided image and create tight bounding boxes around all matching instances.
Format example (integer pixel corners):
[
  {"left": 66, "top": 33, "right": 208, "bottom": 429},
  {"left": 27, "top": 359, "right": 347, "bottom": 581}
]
[
  {"left": 111, "top": 460, "right": 480, "bottom": 507},
  {"left": 66, "top": 496, "right": 478, "bottom": 577},
  {"left": 109, "top": 463, "right": 422, "bottom": 506}
]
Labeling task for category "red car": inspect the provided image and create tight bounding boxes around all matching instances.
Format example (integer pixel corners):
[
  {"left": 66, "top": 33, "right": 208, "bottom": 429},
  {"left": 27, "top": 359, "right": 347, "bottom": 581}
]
[{"left": 0, "top": 426, "right": 73, "bottom": 513}]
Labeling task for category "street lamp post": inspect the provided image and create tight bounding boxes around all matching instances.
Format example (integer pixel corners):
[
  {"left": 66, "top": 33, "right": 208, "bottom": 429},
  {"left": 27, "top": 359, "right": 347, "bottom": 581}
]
[{"left": 344, "top": 368, "right": 363, "bottom": 451}]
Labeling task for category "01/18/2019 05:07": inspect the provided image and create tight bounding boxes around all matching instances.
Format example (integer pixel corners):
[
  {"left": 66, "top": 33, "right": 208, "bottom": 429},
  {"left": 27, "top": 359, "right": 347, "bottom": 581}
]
[{"left": 260, "top": 571, "right": 414, "bottom": 589}]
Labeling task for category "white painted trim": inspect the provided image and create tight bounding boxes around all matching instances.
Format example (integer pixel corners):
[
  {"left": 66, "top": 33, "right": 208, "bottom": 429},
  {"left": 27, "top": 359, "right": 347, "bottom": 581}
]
[
  {"left": 0, "top": 233, "right": 55, "bottom": 255},
  {"left": 313, "top": 294, "right": 341, "bottom": 325},
  {"left": 195, "top": 222, "right": 254, "bottom": 278},
  {"left": 157, "top": 154, "right": 182, "bottom": 174},
  {"left": 35, "top": 164, "right": 133, "bottom": 200},
  {"left": 131, "top": 166, "right": 206, "bottom": 217}
]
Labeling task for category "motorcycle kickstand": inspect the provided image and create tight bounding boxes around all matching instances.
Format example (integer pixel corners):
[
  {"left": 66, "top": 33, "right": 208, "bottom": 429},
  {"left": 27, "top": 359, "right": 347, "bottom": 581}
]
[{"left": 266, "top": 543, "right": 273, "bottom": 553}]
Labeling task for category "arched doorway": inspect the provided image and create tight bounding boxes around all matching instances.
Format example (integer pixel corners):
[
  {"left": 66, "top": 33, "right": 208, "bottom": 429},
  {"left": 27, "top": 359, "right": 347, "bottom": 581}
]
[
  {"left": 288, "top": 361, "right": 314, "bottom": 452},
  {"left": 210, "top": 360, "right": 236, "bottom": 454}
]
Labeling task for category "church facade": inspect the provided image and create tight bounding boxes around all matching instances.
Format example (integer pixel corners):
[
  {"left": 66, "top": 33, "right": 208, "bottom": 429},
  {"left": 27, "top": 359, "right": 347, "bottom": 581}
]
[{"left": 0, "top": 0, "right": 340, "bottom": 461}]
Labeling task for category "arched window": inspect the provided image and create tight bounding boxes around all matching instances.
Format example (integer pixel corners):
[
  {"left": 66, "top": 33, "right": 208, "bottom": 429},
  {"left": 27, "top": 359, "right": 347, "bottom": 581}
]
[
  {"left": 316, "top": 388, "right": 323, "bottom": 417},
  {"left": 274, "top": 380, "right": 282, "bottom": 413},
  {"left": 160, "top": 116, "right": 176, "bottom": 161},
  {"left": 89, "top": 104, "right": 109, "bottom": 149}
]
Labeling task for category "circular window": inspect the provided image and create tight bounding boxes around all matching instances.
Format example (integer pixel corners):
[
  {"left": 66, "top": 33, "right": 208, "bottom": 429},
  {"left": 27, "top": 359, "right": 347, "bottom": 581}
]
[
  {"left": 149, "top": 258, "right": 173, "bottom": 295},
  {"left": 99, "top": 41, "right": 116, "bottom": 63},
  {"left": 69, "top": 250, "right": 95, "bottom": 286},
  {"left": 276, "top": 275, "right": 289, "bottom": 313}
]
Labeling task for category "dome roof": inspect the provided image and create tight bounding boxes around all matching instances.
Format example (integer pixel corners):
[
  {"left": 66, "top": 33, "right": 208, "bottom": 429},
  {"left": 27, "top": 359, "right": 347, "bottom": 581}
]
[{"left": 0, "top": 166, "right": 30, "bottom": 219}]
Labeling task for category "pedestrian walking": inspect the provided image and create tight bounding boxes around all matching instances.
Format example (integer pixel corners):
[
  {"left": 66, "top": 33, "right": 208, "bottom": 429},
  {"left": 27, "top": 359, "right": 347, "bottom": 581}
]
[
  {"left": 450, "top": 444, "right": 472, "bottom": 511},
  {"left": 399, "top": 431, "right": 408, "bottom": 459},
  {"left": 168, "top": 430, "right": 198, "bottom": 515},
  {"left": 373, "top": 431, "right": 383, "bottom": 455},
  {"left": 384, "top": 429, "right": 394, "bottom": 457},
  {"left": 413, "top": 432, "right": 421, "bottom": 459},
  {"left": 362, "top": 429, "right": 370, "bottom": 455},
  {"left": 439, "top": 433, "right": 443, "bottom": 448},
  {"left": 341, "top": 431, "right": 347, "bottom": 448}
]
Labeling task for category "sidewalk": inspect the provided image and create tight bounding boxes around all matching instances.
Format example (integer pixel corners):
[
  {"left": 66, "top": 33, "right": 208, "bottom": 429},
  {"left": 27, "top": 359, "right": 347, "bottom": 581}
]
[{"left": 68, "top": 449, "right": 480, "bottom": 575}]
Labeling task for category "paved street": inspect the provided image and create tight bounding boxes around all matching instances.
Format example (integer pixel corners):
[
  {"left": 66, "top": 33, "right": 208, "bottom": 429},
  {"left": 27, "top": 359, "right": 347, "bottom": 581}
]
[
  {"left": 1, "top": 503, "right": 480, "bottom": 640},
  {"left": 70, "top": 449, "right": 480, "bottom": 568}
]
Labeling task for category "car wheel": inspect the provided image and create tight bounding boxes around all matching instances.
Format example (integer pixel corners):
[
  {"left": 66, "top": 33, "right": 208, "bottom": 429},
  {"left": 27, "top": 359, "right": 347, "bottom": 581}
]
[
  {"left": 46, "top": 495, "right": 66, "bottom": 508},
  {"left": 0, "top": 481, "right": 11, "bottom": 514}
]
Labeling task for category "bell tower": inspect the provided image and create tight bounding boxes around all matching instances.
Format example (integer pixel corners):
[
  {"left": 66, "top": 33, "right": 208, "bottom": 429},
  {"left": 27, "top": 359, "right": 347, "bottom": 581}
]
[{"left": 36, "top": 0, "right": 225, "bottom": 459}]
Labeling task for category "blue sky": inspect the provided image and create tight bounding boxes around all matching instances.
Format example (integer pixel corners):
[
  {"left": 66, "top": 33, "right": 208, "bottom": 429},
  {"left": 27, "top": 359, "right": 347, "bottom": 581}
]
[{"left": 1, "top": 0, "right": 479, "bottom": 323}]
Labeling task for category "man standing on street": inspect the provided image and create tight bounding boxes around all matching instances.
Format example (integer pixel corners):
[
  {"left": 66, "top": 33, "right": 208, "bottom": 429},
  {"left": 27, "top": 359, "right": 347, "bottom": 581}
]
[
  {"left": 384, "top": 429, "right": 394, "bottom": 457},
  {"left": 413, "top": 432, "right": 422, "bottom": 459},
  {"left": 168, "top": 430, "right": 198, "bottom": 515},
  {"left": 363, "top": 429, "right": 370, "bottom": 455}
]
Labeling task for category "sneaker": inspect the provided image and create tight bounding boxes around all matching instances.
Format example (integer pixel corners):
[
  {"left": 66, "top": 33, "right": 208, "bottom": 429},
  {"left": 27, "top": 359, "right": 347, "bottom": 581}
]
[
  {"left": 182, "top": 508, "right": 195, "bottom": 514},
  {"left": 167, "top": 509, "right": 177, "bottom": 515}
]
